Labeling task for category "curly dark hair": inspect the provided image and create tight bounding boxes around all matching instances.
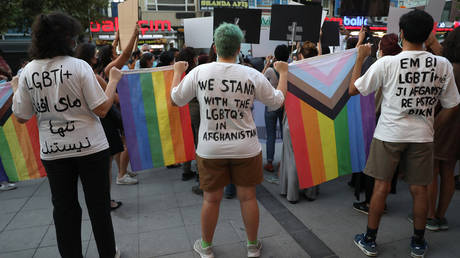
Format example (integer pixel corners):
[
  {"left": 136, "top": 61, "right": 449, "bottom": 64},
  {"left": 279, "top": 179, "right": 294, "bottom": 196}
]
[
  {"left": 139, "top": 52, "right": 154, "bottom": 68},
  {"left": 176, "top": 47, "right": 197, "bottom": 74},
  {"left": 75, "top": 43, "right": 97, "bottom": 67},
  {"left": 95, "top": 45, "right": 113, "bottom": 76},
  {"left": 399, "top": 10, "right": 434, "bottom": 44},
  {"left": 443, "top": 27, "right": 460, "bottom": 64},
  {"left": 29, "top": 12, "right": 81, "bottom": 59},
  {"left": 157, "top": 51, "right": 175, "bottom": 67}
]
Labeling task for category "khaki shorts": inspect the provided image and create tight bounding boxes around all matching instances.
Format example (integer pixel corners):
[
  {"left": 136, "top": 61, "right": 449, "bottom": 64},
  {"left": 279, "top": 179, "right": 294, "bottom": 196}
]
[
  {"left": 364, "top": 138, "right": 433, "bottom": 186},
  {"left": 197, "top": 152, "right": 263, "bottom": 192}
]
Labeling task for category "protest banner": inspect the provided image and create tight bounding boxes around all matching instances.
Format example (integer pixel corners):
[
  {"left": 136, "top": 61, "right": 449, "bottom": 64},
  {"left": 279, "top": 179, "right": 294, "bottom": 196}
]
[
  {"left": 0, "top": 82, "right": 46, "bottom": 182},
  {"left": 117, "top": 67, "right": 196, "bottom": 171},
  {"left": 184, "top": 17, "right": 214, "bottom": 49},
  {"left": 117, "top": 0, "right": 138, "bottom": 51},
  {"left": 285, "top": 49, "right": 375, "bottom": 188}
]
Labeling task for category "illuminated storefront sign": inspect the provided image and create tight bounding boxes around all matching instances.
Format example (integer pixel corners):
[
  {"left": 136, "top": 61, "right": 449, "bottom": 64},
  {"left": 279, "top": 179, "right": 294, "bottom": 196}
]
[
  {"left": 343, "top": 16, "right": 368, "bottom": 26},
  {"left": 90, "top": 17, "right": 172, "bottom": 35}
]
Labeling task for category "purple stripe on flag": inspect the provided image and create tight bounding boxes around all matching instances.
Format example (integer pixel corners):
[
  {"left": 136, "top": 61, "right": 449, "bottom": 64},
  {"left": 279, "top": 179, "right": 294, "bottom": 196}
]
[
  {"left": 360, "top": 94, "right": 376, "bottom": 159},
  {"left": 117, "top": 75, "right": 142, "bottom": 171}
]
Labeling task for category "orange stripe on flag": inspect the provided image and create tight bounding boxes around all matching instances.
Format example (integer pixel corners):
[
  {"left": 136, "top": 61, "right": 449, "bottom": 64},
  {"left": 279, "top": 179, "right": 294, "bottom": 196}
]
[
  {"left": 300, "top": 102, "right": 326, "bottom": 186},
  {"left": 11, "top": 117, "right": 39, "bottom": 180},
  {"left": 163, "top": 70, "right": 186, "bottom": 163}
]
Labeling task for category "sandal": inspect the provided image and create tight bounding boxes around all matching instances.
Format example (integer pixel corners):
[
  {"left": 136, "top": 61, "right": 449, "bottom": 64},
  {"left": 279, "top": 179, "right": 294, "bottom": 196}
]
[{"left": 110, "top": 200, "right": 122, "bottom": 211}]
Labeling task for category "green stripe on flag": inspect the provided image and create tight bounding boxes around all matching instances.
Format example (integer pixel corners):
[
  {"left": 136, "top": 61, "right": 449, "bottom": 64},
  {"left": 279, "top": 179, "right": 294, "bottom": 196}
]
[
  {"left": 0, "top": 127, "right": 19, "bottom": 181},
  {"left": 140, "top": 72, "right": 164, "bottom": 167},
  {"left": 334, "top": 106, "right": 352, "bottom": 176}
]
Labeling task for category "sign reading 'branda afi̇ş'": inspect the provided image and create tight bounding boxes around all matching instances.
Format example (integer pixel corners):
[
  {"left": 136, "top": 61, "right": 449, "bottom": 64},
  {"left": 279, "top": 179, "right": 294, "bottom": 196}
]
[{"left": 90, "top": 17, "right": 172, "bottom": 35}]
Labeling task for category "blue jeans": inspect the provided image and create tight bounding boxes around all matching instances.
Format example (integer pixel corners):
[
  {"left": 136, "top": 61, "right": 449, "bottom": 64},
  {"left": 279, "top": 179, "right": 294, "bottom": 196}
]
[
  {"left": 224, "top": 184, "right": 236, "bottom": 196},
  {"left": 264, "top": 106, "right": 284, "bottom": 162}
]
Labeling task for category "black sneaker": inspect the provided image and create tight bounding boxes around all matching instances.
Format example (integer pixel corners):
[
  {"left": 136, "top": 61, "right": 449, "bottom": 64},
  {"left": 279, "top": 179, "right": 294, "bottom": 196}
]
[
  {"left": 182, "top": 171, "right": 195, "bottom": 181},
  {"left": 353, "top": 202, "right": 369, "bottom": 215},
  {"left": 354, "top": 233, "right": 378, "bottom": 257},
  {"left": 192, "top": 185, "right": 203, "bottom": 195},
  {"left": 410, "top": 237, "right": 427, "bottom": 258}
]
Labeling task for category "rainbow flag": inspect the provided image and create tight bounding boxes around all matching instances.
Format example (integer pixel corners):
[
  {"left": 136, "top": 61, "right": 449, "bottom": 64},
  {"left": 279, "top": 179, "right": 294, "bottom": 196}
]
[
  {"left": 0, "top": 82, "right": 46, "bottom": 182},
  {"left": 286, "top": 49, "right": 376, "bottom": 188},
  {"left": 117, "top": 66, "right": 195, "bottom": 171}
]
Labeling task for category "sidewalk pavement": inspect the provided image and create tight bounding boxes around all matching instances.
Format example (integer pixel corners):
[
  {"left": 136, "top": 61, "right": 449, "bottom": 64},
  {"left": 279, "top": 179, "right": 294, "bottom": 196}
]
[{"left": 0, "top": 142, "right": 458, "bottom": 258}]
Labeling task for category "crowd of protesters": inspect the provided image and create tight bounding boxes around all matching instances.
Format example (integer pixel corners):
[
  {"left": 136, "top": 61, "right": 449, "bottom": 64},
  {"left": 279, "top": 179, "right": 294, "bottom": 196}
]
[{"left": 0, "top": 8, "right": 458, "bottom": 258}]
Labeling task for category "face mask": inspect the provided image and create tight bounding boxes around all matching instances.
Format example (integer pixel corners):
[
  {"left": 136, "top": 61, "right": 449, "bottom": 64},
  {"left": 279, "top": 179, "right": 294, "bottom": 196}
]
[
  {"left": 376, "top": 49, "right": 382, "bottom": 59},
  {"left": 398, "top": 32, "right": 403, "bottom": 48}
]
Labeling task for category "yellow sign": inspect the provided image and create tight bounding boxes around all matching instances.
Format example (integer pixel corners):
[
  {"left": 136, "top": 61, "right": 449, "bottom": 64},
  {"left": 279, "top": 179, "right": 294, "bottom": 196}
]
[{"left": 200, "top": 0, "right": 249, "bottom": 9}]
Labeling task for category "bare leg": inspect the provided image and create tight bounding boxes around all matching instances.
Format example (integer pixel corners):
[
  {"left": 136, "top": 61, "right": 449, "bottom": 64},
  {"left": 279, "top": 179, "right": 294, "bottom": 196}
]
[
  {"left": 435, "top": 160, "right": 456, "bottom": 219},
  {"left": 410, "top": 185, "right": 428, "bottom": 230},
  {"left": 201, "top": 188, "right": 224, "bottom": 243},
  {"left": 236, "top": 186, "right": 259, "bottom": 242},
  {"left": 368, "top": 179, "right": 391, "bottom": 229},
  {"left": 118, "top": 136, "right": 130, "bottom": 178},
  {"left": 427, "top": 160, "right": 439, "bottom": 219}
]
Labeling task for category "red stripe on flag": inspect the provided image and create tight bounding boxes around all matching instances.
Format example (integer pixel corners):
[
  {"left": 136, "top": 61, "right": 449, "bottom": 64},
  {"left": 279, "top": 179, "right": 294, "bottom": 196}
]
[
  {"left": 26, "top": 116, "right": 46, "bottom": 177},
  {"left": 285, "top": 92, "right": 314, "bottom": 188}
]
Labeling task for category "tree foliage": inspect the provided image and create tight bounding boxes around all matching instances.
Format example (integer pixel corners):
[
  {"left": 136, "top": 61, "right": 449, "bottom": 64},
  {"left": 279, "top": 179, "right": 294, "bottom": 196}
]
[{"left": 0, "top": 0, "right": 109, "bottom": 34}]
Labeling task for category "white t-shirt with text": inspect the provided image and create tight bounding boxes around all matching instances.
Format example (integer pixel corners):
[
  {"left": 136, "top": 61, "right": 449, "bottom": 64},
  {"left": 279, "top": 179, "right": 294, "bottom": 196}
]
[
  {"left": 355, "top": 51, "right": 460, "bottom": 143},
  {"left": 12, "top": 56, "right": 109, "bottom": 160},
  {"left": 171, "top": 62, "right": 284, "bottom": 159}
]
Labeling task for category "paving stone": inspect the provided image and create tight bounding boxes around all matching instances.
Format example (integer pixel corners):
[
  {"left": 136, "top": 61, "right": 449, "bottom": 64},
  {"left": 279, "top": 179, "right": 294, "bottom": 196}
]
[
  {"left": 139, "top": 226, "right": 191, "bottom": 257},
  {"left": 0, "top": 249, "right": 36, "bottom": 258},
  {"left": 0, "top": 212, "right": 16, "bottom": 232},
  {"left": 0, "top": 226, "right": 48, "bottom": 252},
  {"left": 138, "top": 208, "right": 184, "bottom": 233},
  {"left": 0, "top": 197, "right": 28, "bottom": 214},
  {"left": 5, "top": 208, "right": 52, "bottom": 230}
]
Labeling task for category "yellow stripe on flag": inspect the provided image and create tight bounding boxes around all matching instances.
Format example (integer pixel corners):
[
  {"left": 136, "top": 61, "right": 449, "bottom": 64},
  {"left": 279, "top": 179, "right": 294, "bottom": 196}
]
[
  {"left": 317, "top": 112, "right": 339, "bottom": 182},
  {"left": 3, "top": 119, "right": 29, "bottom": 181},
  {"left": 152, "top": 71, "right": 175, "bottom": 165}
]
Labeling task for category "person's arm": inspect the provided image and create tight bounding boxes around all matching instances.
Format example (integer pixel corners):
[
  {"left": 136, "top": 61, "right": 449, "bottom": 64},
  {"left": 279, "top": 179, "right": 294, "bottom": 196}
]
[
  {"left": 356, "top": 26, "right": 366, "bottom": 47},
  {"left": 349, "top": 44, "right": 371, "bottom": 96},
  {"left": 425, "top": 32, "right": 443, "bottom": 56},
  {"left": 261, "top": 55, "right": 273, "bottom": 75},
  {"left": 170, "top": 61, "right": 197, "bottom": 107},
  {"left": 273, "top": 61, "right": 288, "bottom": 98},
  {"left": 317, "top": 30, "right": 323, "bottom": 56},
  {"left": 12, "top": 75, "right": 34, "bottom": 124},
  {"left": 104, "top": 25, "right": 139, "bottom": 77},
  {"left": 112, "top": 30, "right": 120, "bottom": 54},
  {"left": 92, "top": 67, "right": 123, "bottom": 118},
  {"left": 434, "top": 105, "right": 459, "bottom": 131}
]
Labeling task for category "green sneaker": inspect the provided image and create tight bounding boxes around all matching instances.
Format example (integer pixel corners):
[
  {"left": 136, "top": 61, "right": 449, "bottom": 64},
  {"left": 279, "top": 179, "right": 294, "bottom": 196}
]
[{"left": 193, "top": 239, "right": 214, "bottom": 258}]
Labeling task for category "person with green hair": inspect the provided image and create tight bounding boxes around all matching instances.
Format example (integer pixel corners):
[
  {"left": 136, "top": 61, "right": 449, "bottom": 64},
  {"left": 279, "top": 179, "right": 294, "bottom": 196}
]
[{"left": 171, "top": 23, "right": 288, "bottom": 258}]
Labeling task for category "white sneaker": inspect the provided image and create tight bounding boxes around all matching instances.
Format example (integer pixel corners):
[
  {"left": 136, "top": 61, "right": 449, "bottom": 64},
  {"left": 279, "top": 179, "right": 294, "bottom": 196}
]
[
  {"left": 193, "top": 239, "right": 214, "bottom": 258},
  {"left": 247, "top": 240, "right": 262, "bottom": 257},
  {"left": 0, "top": 183, "right": 17, "bottom": 191},
  {"left": 116, "top": 174, "right": 138, "bottom": 185},
  {"left": 114, "top": 246, "right": 120, "bottom": 258}
]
